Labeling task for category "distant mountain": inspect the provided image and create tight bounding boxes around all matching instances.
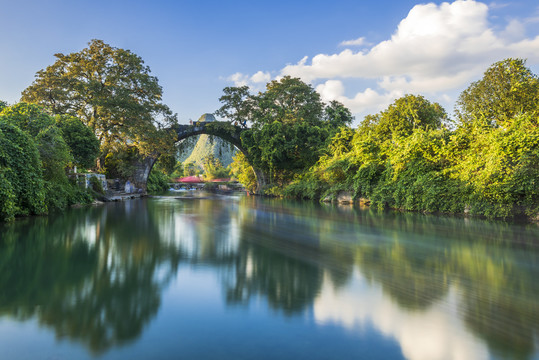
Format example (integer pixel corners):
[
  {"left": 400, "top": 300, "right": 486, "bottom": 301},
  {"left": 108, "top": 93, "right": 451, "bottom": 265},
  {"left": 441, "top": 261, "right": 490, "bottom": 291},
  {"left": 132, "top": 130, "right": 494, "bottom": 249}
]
[{"left": 179, "top": 113, "right": 237, "bottom": 168}]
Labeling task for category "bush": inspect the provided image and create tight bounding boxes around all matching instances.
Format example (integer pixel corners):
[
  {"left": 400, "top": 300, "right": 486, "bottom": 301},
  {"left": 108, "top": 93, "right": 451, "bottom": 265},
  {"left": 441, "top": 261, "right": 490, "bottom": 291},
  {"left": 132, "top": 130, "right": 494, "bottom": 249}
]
[
  {"left": 0, "top": 122, "right": 47, "bottom": 221},
  {"left": 147, "top": 171, "right": 169, "bottom": 193}
]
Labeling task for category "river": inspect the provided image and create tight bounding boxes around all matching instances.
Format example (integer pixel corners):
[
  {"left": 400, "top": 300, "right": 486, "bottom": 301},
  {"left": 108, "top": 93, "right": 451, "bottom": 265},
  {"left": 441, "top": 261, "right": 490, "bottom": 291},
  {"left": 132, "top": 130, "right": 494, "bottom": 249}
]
[{"left": 0, "top": 194, "right": 538, "bottom": 359}]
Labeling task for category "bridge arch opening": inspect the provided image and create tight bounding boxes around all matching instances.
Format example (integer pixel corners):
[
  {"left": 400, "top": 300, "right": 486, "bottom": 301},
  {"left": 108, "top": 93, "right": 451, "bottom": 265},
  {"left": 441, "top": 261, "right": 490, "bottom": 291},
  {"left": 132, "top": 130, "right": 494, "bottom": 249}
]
[{"left": 137, "top": 119, "right": 267, "bottom": 194}]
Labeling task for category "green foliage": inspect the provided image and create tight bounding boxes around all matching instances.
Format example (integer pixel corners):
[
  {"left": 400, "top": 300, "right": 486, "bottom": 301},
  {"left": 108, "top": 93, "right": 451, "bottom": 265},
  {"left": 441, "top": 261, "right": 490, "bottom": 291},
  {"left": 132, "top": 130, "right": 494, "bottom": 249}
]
[
  {"left": 56, "top": 115, "right": 100, "bottom": 169},
  {"left": 241, "top": 120, "right": 329, "bottom": 182},
  {"left": 324, "top": 100, "right": 354, "bottom": 129},
  {"left": 369, "top": 129, "right": 467, "bottom": 213},
  {"left": 35, "top": 125, "right": 72, "bottom": 181},
  {"left": 218, "top": 77, "right": 349, "bottom": 189},
  {"left": 0, "top": 102, "right": 55, "bottom": 136},
  {"left": 103, "top": 147, "right": 138, "bottom": 179},
  {"left": 0, "top": 122, "right": 46, "bottom": 221},
  {"left": 202, "top": 154, "right": 229, "bottom": 180},
  {"left": 283, "top": 60, "right": 539, "bottom": 220},
  {"left": 456, "top": 58, "right": 539, "bottom": 128},
  {"left": 0, "top": 103, "right": 72, "bottom": 180},
  {"left": 215, "top": 86, "right": 252, "bottom": 127},
  {"left": 229, "top": 152, "right": 257, "bottom": 192},
  {"left": 0, "top": 103, "right": 97, "bottom": 221},
  {"left": 153, "top": 154, "right": 176, "bottom": 175},
  {"left": 283, "top": 172, "right": 328, "bottom": 200},
  {"left": 360, "top": 94, "right": 447, "bottom": 140},
  {"left": 21, "top": 39, "right": 178, "bottom": 161},
  {"left": 183, "top": 162, "right": 199, "bottom": 176},
  {"left": 250, "top": 76, "right": 325, "bottom": 128},
  {"left": 147, "top": 171, "right": 169, "bottom": 193},
  {"left": 452, "top": 114, "right": 539, "bottom": 218},
  {"left": 169, "top": 160, "right": 184, "bottom": 179}
]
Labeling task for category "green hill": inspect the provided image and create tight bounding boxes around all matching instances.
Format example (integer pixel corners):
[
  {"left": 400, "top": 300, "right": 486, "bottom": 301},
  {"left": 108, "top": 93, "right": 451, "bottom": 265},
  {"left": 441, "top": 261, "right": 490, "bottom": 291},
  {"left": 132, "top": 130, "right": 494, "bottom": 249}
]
[{"left": 179, "top": 113, "right": 237, "bottom": 169}]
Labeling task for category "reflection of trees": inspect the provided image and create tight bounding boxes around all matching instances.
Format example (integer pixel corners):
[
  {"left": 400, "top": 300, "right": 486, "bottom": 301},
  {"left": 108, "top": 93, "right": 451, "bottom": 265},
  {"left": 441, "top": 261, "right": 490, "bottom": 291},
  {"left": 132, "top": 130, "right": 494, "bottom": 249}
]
[
  {"left": 355, "top": 244, "right": 449, "bottom": 310},
  {"left": 0, "top": 200, "right": 181, "bottom": 354},
  {"left": 448, "top": 243, "right": 539, "bottom": 360},
  {"left": 236, "top": 199, "right": 539, "bottom": 358},
  {"left": 225, "top": 238, "right": 322, "bottom": 315},
  {"left": 219, "top": 199, "right": 360, "bottom": 316},
  {"left": 317, "top": 203, "right": 539, "bottom": 359}
]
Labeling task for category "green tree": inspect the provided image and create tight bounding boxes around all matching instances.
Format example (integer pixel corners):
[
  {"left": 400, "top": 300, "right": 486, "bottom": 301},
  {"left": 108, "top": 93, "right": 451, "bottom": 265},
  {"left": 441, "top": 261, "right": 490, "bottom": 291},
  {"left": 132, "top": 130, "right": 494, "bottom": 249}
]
[
  {"left": 202, "top": 154, "right": 229, "bottom": 180},
  {"left": 251, "top": 76, "right": 324, "bottom": 128},
  {"left": 456, "top": 58, "right": 539, "bottom": 128},
  {"left": 184, "top": 162, "right": 199, "bottom": 176},
  {"left": 169, "top": 160, "right": 184, "bottom": 179},
  {"left": 21, "top": 39, "right": 178, "bottom": 159},
  {"left": 218, "top": 77, "right": 350, "bottom": 190},
  {"left": 0, "top": 102, "right": 55, "bottom": 136},
  {"left": 215, "top": 86, "right": 252, "bottom": 127},
  {"left": 229, "top": 152, "right": 257, "bottom": 192},
  {"left": 324, "top": 100, "right": 354, "bottom": 129},
  {"left": 56, "top": 115, "right": 100, "bottom": 169},
  {"left": 360, "top": 94, "right": 447, "bottom": 140}
]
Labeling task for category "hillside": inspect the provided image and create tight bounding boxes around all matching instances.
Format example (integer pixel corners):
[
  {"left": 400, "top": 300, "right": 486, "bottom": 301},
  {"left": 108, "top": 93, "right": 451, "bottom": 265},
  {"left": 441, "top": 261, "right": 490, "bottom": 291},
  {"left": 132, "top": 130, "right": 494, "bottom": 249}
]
[
  {"left": 179, "top": 113, "right": 237, "bottom": 169},
  {"left": 182, "top": 134, "right": 236, "bottom": 168}
]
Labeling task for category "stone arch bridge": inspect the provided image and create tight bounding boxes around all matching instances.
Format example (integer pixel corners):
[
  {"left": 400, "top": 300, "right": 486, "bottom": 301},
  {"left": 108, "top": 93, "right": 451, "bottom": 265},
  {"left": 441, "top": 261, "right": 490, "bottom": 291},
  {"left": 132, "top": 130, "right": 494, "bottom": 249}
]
[{"left": 130, "top": 121, "right": 268, "bottom": 193}]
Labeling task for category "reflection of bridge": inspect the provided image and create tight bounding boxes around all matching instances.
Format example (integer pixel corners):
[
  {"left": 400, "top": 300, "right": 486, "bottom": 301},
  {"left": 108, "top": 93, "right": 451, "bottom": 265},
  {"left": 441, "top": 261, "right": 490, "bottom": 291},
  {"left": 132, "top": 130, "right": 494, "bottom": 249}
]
[{"left": 131, "top": 121, "right": 268, "bottom": 193}]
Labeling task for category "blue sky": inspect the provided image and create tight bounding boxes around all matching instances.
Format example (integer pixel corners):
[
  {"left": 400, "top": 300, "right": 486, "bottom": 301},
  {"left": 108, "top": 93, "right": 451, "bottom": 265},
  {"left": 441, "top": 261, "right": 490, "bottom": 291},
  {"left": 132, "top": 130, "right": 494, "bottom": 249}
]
[{"left": 1, "top": 0, "right": 538, "bottom": 125}]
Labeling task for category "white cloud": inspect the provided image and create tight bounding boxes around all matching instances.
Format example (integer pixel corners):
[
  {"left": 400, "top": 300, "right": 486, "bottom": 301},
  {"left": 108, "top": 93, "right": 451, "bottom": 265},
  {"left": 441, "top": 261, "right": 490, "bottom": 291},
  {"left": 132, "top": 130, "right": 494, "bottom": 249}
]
[
  {"left": 225, "top": 0, "right": 539, "bottom": 122},
  {"left": 227, "top": 72, "right": 250, "bottom": 87},
  {"left": 488, "top": 2, "right": 509, "bottom": 10},
  {"left": 250, "top": 71, "right": 271, "bottom": 84},
  {"left": 339, "top": 37, "right": 367, "bottom": 47},
  {"left": 316, "top": 80, "right": 403, "bottom": 115},
  {"left": 500, "top": 19, "right": 525, "bottom": 41},
  {"left": 315, "top": 79, "right": 345, "bottom": 101}
]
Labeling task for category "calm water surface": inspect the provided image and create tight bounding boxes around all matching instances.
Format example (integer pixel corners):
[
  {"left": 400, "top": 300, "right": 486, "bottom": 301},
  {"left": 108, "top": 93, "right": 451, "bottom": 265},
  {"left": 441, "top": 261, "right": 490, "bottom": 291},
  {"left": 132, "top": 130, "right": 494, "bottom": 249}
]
[{"left": 0, "top": 194, "right": 538, "bottom": 360}]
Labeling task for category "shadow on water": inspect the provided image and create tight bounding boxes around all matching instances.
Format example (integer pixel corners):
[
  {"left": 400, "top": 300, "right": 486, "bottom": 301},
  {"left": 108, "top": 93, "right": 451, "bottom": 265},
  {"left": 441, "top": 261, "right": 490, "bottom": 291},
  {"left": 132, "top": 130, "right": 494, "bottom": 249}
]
[{"left": 0, "top": 196, "right": 538, "bottom": 358}]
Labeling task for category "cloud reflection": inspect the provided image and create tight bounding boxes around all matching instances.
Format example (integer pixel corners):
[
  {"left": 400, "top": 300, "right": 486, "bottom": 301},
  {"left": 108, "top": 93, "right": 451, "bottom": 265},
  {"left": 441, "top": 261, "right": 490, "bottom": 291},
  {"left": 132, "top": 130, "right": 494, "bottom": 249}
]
[{"left": 314, "top": 270, "right": 490, "bottom": 360}]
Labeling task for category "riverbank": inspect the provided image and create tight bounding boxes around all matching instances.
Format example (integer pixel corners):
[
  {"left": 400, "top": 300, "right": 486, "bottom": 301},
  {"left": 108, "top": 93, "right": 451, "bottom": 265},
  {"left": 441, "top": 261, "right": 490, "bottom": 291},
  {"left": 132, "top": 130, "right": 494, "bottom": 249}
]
[{"left": 312, "top": 189, "right": 539, "bottom": 222}]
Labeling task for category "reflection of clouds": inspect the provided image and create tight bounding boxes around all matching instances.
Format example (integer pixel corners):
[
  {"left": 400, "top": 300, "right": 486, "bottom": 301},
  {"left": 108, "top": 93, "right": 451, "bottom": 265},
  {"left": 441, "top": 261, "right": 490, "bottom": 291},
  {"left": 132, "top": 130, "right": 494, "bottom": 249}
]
[
  {"left": 154, "top": 200, "right": 240, "bottom": 259},
  {"left": 157, "top": 212, "right": 197, "bottom": 255},
  {"left": 79, "top": 222, "right": 98, "bottom": 246},
  {"left": 314, "top": 270, "right": 489, "bottom": 360}
]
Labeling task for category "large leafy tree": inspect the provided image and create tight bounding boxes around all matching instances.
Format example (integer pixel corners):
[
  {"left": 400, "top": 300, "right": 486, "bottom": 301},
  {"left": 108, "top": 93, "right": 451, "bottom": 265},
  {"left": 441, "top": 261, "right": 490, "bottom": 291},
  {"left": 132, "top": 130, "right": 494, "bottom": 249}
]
[
  {"left": 455, "top": 58, "right": 539, "bottom": 128},
  {"left": 250, "top": 76, "right": 325, "bottom": 128},
  {"left": 214, "top": 86, "right": 252, "bottom": 127},
  {"left": 21, "top": 39, "right": 178, "bottom": 159},
  {"left": 360, "top": 94, "right": 447, "bottom": 140},
  {"left": 218, "top": 76, "right": 352, "bottom": 188}
]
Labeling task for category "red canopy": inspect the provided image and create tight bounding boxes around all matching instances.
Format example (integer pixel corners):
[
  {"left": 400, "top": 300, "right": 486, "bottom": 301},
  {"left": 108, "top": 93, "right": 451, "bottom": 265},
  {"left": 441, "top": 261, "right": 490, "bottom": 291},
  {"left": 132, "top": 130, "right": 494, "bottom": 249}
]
[
  {"left": 175, "top": 176, "right": 204, "bottom": 183},
  {"left": 211, "top": 178, "right": 231, "bottom": 183}
]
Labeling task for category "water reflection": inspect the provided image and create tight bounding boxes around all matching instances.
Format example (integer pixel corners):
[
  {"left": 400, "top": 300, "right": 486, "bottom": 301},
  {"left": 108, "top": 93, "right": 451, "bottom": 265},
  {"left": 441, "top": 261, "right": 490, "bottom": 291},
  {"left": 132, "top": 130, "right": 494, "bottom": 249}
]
[
  {"left": 0, "top": 201, "right": 182, "bottom": 354},
  {"left": 0, "top": 196, "right": 538, "bottom": 359}
]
